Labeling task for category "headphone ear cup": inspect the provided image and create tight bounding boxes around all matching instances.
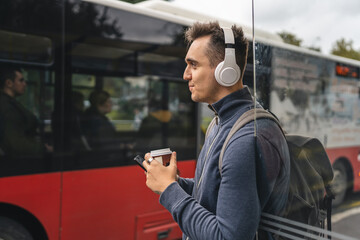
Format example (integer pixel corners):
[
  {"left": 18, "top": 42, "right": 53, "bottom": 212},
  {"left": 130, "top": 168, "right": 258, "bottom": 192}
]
[
  {"left": 215, "top": 61, "right": 241, "bottom": 87},
  {"left": 214, "top": 61, "right": 224, "bottom": 85}
]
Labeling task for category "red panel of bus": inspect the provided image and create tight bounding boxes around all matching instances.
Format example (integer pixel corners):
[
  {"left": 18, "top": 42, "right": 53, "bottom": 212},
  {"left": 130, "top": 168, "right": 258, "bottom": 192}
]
[
  {"left": 60, "top": 160, "right": 195, "bottom": 239},
  {"left": 0, "top": 173, "right": 61, "bottom": 239}
]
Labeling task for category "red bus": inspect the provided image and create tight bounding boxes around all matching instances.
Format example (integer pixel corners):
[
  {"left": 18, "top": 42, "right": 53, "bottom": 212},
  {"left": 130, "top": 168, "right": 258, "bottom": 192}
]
[
  {"left": 1, "top": 0, "right": 360, "bottom": 239},
  {"left": 0, "top": 0, "right": 198, "bottom": 239}
]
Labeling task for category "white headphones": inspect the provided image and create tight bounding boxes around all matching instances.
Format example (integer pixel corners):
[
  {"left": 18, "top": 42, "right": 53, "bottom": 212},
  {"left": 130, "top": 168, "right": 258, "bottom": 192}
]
[{"left": 214, "top": 27, "right": 241, "bottom": 87}]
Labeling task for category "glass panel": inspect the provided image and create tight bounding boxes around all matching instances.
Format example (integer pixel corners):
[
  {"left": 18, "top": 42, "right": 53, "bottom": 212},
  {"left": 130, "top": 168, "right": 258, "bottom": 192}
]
[{"left": 254, "top": 0, "right": 360, "bottom": 238}]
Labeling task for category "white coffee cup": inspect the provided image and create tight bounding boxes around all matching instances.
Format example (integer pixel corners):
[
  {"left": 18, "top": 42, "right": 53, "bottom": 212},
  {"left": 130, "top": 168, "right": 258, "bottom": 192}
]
[{"left": 150, "top": 148, "right": 172, "bottom": 166}]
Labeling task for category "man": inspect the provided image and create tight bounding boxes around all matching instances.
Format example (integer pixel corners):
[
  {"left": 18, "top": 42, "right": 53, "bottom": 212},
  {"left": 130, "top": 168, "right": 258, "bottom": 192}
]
[
  {"left": 143, "top": 22, "right": 290, "bottom": 239},
  {"left": 0, "top": 67, "right": 49, "bottom": 158}
]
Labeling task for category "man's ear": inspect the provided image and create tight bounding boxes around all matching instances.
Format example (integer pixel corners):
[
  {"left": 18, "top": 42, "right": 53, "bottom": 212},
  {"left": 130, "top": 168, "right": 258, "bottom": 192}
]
[{"left": 4, "top": 79, "right": 13, "bottom": 88}]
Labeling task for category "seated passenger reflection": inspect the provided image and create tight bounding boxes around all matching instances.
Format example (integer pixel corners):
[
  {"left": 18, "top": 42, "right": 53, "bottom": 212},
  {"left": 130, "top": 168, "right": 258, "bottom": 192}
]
[
  {"left": 0, "top": 66, "right": 52, "bottom": 159},
  {"left": 82, "top": 90, "right": 117, "bottom": 150},
  {"left": 69, "top": 91, "right": 91, "bottom": 151}
]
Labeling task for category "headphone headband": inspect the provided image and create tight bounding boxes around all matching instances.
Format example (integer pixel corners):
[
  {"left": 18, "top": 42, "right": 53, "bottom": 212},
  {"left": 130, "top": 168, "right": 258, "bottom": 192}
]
[{"left": 223, "top": 27, "right": 235, "bottom": 44}]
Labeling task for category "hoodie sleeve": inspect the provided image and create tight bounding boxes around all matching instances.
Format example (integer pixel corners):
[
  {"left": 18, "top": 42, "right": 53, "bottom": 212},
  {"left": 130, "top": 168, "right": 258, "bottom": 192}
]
[{"left": 177, "top": 177, "right": 195, "bottom": 195}]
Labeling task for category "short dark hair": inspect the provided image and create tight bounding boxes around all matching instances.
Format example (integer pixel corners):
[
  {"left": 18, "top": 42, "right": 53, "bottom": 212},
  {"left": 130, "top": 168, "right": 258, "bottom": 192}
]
[
  {"left": 89, "top": 90, "right": 110, "bottom": 107},
  {"left": 185, "top": 21, "right": 249, "bottom": 80},
  {"left": 0, "top": 67, "right": 22, "bottom": 89}
]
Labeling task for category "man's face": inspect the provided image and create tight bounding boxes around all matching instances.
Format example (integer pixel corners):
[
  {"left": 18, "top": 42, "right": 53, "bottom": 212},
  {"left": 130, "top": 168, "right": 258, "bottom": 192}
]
[
  {"left": 98, "top": 98, "right": 112, "bottom": 115},
  {"left": 9, "top": 71, "right": 26, "bottom": 97},
  {"left": 183, "top": 35, "right": 219, "bottom": 104}
]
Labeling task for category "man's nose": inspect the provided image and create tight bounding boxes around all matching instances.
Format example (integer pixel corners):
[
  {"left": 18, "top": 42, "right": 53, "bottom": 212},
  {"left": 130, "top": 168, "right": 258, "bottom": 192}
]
[{"left": 183, "top": 66, "right": 191, "bottom": 81}]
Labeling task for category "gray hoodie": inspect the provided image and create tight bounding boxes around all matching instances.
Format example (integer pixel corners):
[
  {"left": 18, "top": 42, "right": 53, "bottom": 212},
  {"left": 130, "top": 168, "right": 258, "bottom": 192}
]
[{"left": 160, "top": 87, "right": 290, "bottom": 240}]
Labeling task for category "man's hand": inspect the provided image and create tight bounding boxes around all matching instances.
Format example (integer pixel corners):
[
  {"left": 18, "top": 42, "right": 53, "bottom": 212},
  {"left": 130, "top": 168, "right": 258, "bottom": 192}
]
[{"left": 143, "top": 152, "right": 178, "bottom": 194}]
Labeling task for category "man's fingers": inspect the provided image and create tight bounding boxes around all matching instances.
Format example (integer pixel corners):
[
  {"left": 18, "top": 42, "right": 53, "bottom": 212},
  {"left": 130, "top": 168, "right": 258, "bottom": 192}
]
[
  {"left": 143, "top": 153, "right": 162, "bottom": 169},
  {"left": 143, "top": 153, "right": 151, "bottom": 170},
  {"left": 142, "top": 159, "right": 149, "bottom": 170},
  {"left": 144, "top": 153, "right": 151, "bottom": 161},
  {"left": 169, "top": 152, "right": 177, "bottom": 167}
]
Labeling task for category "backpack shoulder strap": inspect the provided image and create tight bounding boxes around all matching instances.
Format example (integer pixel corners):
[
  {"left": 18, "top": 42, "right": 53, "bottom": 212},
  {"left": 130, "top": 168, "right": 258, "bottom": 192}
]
[{"left": 219, "top": 108, "right": 280, "bottom": 176}]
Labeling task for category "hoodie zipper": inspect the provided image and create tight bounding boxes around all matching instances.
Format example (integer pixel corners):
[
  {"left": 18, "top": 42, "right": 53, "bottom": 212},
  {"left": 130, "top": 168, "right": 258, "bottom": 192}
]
[{"left": 197, "top": 106, "right": 220, "bottom": 189}]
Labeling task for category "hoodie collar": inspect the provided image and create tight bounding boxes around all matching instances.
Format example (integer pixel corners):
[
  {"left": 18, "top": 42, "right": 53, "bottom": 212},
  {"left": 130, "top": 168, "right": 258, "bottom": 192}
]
[{"left": 209, "top": 86, "right": 254, "bottom": 124}]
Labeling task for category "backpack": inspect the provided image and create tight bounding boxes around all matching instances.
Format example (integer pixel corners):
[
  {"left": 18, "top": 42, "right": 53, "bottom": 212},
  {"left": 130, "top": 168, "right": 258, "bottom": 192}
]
[{"left": 206, "top": 108, "right": 335, "bottom": 239}]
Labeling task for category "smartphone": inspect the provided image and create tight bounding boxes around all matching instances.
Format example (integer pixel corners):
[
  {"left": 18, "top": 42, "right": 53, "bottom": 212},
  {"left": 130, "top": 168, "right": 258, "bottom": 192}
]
[{"left": 133, "top": 155, "right": 147, "bottom": 172}]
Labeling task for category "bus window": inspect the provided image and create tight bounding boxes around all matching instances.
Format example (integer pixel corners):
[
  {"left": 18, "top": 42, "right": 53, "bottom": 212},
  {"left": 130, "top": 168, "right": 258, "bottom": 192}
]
[
  {"left": 0, "top": 30, "right": 53, "bottom": 65},
  {"left": 133, "top": 77, "right": 196, "bottom": 159},
  {"left": 63, "top": 0, "right": 196, "bottom": 171},
  {"left": 65, "top": 74, "right": 196, "bottom": 170},
  {"left": 0, "top": 66, "right": 55, "bottom": 177}
]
